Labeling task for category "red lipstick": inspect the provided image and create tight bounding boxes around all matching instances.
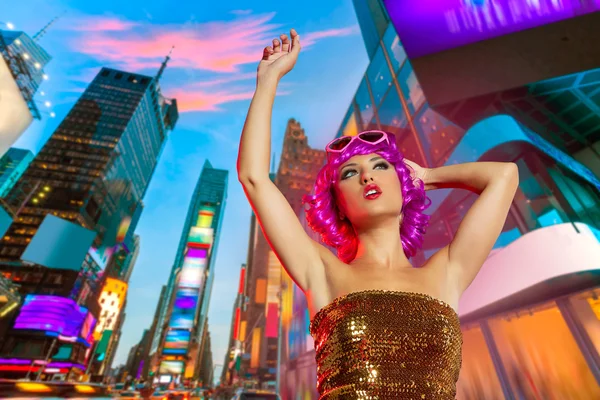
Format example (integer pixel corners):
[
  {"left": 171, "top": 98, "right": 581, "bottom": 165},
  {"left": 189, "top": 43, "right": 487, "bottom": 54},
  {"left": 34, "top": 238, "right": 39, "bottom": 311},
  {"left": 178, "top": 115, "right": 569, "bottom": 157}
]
[{"left": 363, "top": 183, "right": 382, "bottom": 200}]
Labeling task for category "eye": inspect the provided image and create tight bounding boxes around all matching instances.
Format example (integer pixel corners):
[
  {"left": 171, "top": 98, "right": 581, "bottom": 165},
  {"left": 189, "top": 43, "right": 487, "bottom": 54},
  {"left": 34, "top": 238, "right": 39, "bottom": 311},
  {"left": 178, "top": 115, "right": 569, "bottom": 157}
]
[
  {"left": 341, "top": 169, "right": 357, "bottom": 180},
  {"left": 374, "top": 161, "right": 389, "bottom": 170}
]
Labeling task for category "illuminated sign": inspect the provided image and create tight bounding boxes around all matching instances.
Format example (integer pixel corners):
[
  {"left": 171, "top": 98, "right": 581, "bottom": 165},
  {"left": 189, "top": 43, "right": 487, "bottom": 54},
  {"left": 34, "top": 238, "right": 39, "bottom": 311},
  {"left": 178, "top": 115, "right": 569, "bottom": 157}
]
[
  {"left": 94, "top": 278, "right": 127, "bottom": 339},
  {"left": 161, "top": 206, "right": 216, "bottom": 366},
  {"left": 13, "top": 295, "right": 94, "bottom": 342},
  {"left": 384, "top": 0, "right": 600, "bottom": 59},
  {"left": 159, "top": 361, "right": 184, "bottom": 375}
]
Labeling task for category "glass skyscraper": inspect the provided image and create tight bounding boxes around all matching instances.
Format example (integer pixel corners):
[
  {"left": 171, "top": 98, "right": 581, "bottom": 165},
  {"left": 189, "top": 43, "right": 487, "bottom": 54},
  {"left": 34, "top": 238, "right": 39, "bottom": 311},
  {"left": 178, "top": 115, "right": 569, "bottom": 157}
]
[
  {"left": 278, "top": 1, "right": 600, "bottom": 399},
  {"left": 0, "top": 148, "right": 33, "bottom": 198},
  {"left": 153, "top": 160, "right": 227, "bottom": 383},
  {"left": 0, "top": 66, "right": 178, "bottom": 262}
]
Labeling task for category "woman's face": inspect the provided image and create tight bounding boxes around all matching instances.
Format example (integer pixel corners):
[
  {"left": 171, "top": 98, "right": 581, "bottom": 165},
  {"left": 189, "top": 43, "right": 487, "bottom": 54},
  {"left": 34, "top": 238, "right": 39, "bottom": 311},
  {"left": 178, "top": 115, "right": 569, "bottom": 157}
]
[{"left": 334, "top": 153, "right": 403, "bottom": 226}]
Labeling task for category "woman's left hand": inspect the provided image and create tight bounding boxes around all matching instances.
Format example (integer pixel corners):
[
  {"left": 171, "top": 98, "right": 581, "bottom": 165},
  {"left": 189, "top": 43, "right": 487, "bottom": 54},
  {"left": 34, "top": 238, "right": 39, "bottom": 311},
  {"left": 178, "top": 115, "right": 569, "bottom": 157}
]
[{"left": 404, "top": 159, "right": 430, "bottom": 187}]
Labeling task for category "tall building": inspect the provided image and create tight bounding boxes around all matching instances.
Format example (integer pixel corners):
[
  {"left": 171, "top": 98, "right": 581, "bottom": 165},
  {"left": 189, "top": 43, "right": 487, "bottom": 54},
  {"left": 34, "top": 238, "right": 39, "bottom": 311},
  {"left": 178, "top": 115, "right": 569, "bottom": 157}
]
[
  {"left": 0, "top": 26, "right": 52, "bottom": 156},
  {"left": 1, "top": 64, "right": 178, "bottom": 262},
  {"left": 154, "top": 160, "right": 227, "bottom": 384},
  {"left": 0, "top": 62, "right": 178, "bottom": 381},
  {"left": 278, "top": 2, "right": 600, "bottom": 399},
  {"left": 144, "top": 285, "right": 167, "bottom": 380},
  {"left": 0, "top": 148, "right": 33, "bottom": 197},
  {"left": 236, "top": 120, "right": 325, "bottom": 388}
]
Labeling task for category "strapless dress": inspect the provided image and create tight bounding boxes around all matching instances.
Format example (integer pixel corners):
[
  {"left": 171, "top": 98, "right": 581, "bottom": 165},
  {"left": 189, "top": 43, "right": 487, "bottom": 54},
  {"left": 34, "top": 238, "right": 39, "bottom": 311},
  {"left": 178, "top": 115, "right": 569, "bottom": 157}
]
[{"left": 309, "top": 290, "right": 462, "bottom": 399}]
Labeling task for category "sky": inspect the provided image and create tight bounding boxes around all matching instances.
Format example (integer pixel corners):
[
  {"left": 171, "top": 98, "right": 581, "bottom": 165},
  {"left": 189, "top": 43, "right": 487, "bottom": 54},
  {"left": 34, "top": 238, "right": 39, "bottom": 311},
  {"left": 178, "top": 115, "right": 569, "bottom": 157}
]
[{"left": 0, "top": 0, "right": 369, "bottom": 373}]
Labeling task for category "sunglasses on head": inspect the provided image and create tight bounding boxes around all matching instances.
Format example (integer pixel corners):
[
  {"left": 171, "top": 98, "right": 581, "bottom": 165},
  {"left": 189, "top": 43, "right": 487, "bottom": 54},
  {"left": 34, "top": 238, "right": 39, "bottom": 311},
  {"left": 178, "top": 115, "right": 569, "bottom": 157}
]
[{"left": 326, "top": 131, "right": 390, "bottom": 155}]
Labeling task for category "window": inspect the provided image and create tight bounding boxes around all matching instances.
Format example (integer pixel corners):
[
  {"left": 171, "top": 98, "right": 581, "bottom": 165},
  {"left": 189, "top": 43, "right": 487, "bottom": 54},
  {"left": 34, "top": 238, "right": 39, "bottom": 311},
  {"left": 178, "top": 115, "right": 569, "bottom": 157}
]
[
  {"left": 382, "top": 24, "right": 406, "bottom": 74},
  {"left": 115, "top": 73, "right": 123, "bottom": 80},
  {"left": 366, "top": 46, "right": 393, "bottom": 106},
  {"left": 397, "top": 61, "right": 425, "bottom": 115},
  {"left": 101, "top": 70, "right": 110, "bottom": 77},
  {"left": 414, "top": 105, "right": 463, "bottom": 166},
  {"left": 355, "top": 77, "right": 374, "bottom": 128},
  {"left": 456, "top": 324, "right": 504, "bottom": 399},
  {"left": 489, "top": 302, "right": 600, "bottom": 398},
  {"left": 377, "top": 87, "right": 407, "bottom": 136}
]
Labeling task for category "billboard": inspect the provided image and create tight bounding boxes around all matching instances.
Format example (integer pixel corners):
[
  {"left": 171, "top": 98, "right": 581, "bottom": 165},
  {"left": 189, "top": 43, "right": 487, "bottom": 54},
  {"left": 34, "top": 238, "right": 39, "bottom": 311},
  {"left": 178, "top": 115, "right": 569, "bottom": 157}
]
[
  {"left": 385, "top": 0, "right": 600, "bottom": 59},
  {"left": 159, "top": 360, "right": 184, "bottom": 375},
  {"left": 94, "top": 278, "right": 127, "bottom": 339},
  {"left": 161, "top": 206, "right": 216, "bottom": 367},
  {"left": 0, "top": 56, "right": 33, "bottom": 157},
  {"left": 21, "top": 214, "right": 97, "bottom": 271},
  {"left": 13, "top": 295, "right": 94, "bottom": 343}
]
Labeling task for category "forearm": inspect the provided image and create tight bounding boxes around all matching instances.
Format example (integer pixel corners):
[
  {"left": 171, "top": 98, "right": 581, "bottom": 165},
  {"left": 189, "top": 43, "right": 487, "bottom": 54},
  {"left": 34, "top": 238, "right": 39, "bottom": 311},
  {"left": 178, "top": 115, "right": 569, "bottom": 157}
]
[
  {"left": 424, "top": 162, "right": 517, "bottom": 193},
  {"left": 237, "top": 76, "right": 279, "bottom": 184}
]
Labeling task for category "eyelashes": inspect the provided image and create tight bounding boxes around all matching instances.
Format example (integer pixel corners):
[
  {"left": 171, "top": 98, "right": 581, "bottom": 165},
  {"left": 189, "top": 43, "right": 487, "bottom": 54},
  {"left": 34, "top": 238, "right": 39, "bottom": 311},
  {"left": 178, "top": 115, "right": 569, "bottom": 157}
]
[{"left": 340, "top": 162, "right": 389, "bottom": 180}]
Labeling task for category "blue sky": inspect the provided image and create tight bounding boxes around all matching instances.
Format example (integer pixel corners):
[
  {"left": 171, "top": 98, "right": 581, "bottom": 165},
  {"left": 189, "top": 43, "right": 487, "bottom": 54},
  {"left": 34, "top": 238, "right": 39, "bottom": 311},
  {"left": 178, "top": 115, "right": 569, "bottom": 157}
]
[{"left": 1, "top": 0, "right": 369, "bottom": 370}]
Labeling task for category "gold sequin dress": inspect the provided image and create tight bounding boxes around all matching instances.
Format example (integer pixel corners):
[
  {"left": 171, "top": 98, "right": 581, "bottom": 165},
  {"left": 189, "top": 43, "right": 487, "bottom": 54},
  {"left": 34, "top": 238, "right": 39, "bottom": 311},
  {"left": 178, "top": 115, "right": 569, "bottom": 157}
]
[{"left": 309, "top": 290, "right": 462, "bottom": 399}]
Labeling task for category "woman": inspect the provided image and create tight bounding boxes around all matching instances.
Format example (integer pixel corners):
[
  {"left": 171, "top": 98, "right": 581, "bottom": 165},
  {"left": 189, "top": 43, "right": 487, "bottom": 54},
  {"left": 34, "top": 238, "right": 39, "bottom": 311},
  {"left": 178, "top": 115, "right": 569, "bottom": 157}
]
[{"left": 238, "top": 29, "right": 519, "bottom": 399}]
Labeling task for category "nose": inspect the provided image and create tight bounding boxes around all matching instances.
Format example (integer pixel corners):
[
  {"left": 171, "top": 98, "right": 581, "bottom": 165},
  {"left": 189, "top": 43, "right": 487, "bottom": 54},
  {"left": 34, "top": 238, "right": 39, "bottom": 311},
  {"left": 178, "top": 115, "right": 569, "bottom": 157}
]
[{"left": 361, "top": 171, "right": 374, "bottom": 185}]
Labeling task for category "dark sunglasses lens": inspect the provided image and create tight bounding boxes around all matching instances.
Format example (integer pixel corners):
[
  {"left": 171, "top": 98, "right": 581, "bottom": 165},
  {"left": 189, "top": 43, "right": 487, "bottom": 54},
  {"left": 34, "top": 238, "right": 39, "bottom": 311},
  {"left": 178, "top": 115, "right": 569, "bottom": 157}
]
[
  {"left": 359, "top": 131, "right": 385, "bottom": 143},
  {"left": 329, "top": 136, "right": 352, "bottom": 150}
]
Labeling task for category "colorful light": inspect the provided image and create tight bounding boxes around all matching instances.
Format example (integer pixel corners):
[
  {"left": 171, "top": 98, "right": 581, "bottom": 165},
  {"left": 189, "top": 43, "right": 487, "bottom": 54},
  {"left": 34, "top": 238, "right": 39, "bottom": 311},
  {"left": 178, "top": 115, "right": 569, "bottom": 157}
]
[
  {"left": 13, "top": 295, "right": 91, "bottom": 339},
  {"left": 384, "top": 0, "right": 600, "bottom": 59}
]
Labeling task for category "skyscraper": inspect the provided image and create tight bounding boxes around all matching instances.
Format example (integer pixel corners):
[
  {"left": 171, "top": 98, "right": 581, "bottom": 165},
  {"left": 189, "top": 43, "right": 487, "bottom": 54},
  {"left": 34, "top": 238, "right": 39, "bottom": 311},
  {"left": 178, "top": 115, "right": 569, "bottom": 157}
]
[
  {"left": 155, "top": 160, "right": 227, "bottom": 383},
  {"left": 0, "top": 62, "right": 177, "bottom": 381},
  {"left": 0, "top": 26, "right": 52, "bottom": 156},
  {"left": 0, "top": 148, "right": 33, "bottom": 198},
  {"left": 1, "top": 65, "right": 178, "bottom": 262},
  {"left": 236, "top": 119, "right": 325, "bottom": 387}
]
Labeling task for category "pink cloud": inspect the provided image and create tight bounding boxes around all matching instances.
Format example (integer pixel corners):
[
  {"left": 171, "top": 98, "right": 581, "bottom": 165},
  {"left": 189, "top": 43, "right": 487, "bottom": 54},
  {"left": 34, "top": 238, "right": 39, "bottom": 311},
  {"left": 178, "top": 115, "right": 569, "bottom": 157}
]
[
  {"left": 70, "top": 16, "right": 138, "bottom": 32},
  {"left": 68, "top": 14, "right": 356, "bottom": 112}
]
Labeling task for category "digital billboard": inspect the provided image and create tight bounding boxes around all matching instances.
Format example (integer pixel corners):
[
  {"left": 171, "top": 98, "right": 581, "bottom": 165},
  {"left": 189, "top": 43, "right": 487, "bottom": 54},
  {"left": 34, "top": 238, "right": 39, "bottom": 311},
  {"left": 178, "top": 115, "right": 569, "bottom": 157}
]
[
  {"left": 13, "top": 295, "right": 94, "bottom": 342},
  {"left": 94, "top": 278, "right": 127, "bottom": 339},
  {"left": 163, "top": 330, "right": 190, "bottom": 355},
  {"left": 159, "top": 360, "right": 184, "bottom": 375},
  {"left": 384, "top": 0, "right": 600, "bottom": 59},
  {"left": 161, "top": 206, "right": 216, "bottom": 365}
]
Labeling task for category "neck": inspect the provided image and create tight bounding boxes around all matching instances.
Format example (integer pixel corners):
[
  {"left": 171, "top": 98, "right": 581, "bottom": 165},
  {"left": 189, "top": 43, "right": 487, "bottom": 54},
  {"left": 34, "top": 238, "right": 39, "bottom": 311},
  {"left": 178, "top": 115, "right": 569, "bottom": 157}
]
[{"left": 351, "top": 215, "right": 412, "bottom": 269}]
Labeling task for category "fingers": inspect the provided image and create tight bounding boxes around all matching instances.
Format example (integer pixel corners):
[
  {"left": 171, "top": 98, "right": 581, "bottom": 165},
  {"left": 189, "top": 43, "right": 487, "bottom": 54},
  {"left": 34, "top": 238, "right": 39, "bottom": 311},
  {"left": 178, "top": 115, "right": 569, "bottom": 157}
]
[
  {"left": 280, "top": 34, "right": 290, "bottom": 52},
  {"left": 262, "top": 46, "right": 274, "bottom": 60},
  {"left": 273, "top": 38, "right": 281, "bottom": 53},
  {"left": 290, "top": 29, "right": 301, "bottom": 54}
]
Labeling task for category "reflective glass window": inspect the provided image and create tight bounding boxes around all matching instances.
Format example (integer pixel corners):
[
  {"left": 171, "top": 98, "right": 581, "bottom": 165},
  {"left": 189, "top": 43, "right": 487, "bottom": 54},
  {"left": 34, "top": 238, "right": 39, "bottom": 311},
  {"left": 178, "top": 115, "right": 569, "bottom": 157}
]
[
  {"left": 456, "top": 324, "right": 504, "bottom": 400},
  {"left": 377, "top": 87, "right": 407, "bottom": 136},
  {"left": 366, "top": 46, "right": 393, "bottom": 106},
  {"left": 489, "top": 302, "right": 600, "bottom": 398},
  {"left": 382, "top": 24, "right": 406, "bottom": 73},
  {"left": 569, "top": 290, "right": 600, "bottom": 360},
  {"left": 414, "top": 105, "right": 464, "bottom": 166},
  {"left": 355, "top": 76, "right": 374, "bottom": 127},
  {"left": 396, "top": 128, "right": 425, "bottom": 169},
  {"left": 397, "top": 61, "right": 425, "bottom": 115}
]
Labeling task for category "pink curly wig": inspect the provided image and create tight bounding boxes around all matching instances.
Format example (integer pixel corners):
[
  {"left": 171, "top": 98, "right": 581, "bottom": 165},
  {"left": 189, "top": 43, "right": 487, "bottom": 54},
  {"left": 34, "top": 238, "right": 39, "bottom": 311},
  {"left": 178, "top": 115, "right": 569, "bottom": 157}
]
[{"left": 303, "top": 131, "right": 431, "bottom": 263}]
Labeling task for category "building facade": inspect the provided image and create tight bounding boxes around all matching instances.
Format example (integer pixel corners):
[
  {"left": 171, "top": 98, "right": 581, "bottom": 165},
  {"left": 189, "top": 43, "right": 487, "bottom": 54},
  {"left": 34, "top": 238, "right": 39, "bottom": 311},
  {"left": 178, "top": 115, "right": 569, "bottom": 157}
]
[
  {"left": 278, "top": 1, "right": 600, "bottom": 399},
  {"left": 0, "top": 148, "right": 34, "bottom": 198},
  {"left": 0, "top": 28, "right": 52, "bottom": 156},
  {"left": 154, "top": 160, "right": 227, "bottom": 385},
  {"left": 0, "top": 65, "right": 178, "bottom": 381}
]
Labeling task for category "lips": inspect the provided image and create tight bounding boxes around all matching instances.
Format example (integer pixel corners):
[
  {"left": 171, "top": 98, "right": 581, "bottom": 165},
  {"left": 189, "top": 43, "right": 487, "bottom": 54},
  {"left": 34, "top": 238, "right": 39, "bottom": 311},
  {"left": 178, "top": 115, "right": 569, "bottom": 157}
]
[{"left": 363, "top": 183, "right": 382, "bottom": 200}]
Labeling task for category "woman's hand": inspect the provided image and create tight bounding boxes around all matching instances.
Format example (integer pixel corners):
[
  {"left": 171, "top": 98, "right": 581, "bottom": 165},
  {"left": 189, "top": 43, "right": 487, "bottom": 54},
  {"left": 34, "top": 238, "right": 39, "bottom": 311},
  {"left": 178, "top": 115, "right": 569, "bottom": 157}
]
[
  {"left": 404, "top": 159, "right": 430, "bottom": 189},
  {"left": 257, "top": 29, "right": 301, "bottom": 84}
]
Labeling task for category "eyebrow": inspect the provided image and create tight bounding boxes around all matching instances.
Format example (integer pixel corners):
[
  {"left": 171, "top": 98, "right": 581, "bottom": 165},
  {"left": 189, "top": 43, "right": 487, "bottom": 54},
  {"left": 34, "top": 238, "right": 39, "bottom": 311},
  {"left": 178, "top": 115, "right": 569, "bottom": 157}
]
[{"left": 340, "top": 156, "right": 384, "bottom": 171}]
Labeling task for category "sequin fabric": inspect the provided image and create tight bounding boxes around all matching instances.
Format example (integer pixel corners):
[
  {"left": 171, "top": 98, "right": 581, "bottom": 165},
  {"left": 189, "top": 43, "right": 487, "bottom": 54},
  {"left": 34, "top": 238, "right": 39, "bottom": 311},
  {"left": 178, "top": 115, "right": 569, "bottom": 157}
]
[{"left": 309, "top": 290, "right": 462, "bottom": 399}]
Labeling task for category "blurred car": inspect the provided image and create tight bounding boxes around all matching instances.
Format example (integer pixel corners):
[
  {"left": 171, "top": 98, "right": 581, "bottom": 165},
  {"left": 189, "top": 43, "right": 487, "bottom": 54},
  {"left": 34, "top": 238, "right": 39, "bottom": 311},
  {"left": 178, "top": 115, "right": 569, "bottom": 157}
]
[
  {"left": 190, "top": 387, "right": 209, "bottom": 400},
  {"left": 117, "top": 390, "right": 142, "bottom": 399},
  {"left": 231, "top": 390, "right": 280, "bottom": 400},
  {"left": 151, "top": 390, "right": 168, "bottom": 399},
  {"left": 161, "top": 390, "right": 191, "bottom": 400},
  {"left": 0, "top": 379, "right": 112, "bottom": 398}
]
